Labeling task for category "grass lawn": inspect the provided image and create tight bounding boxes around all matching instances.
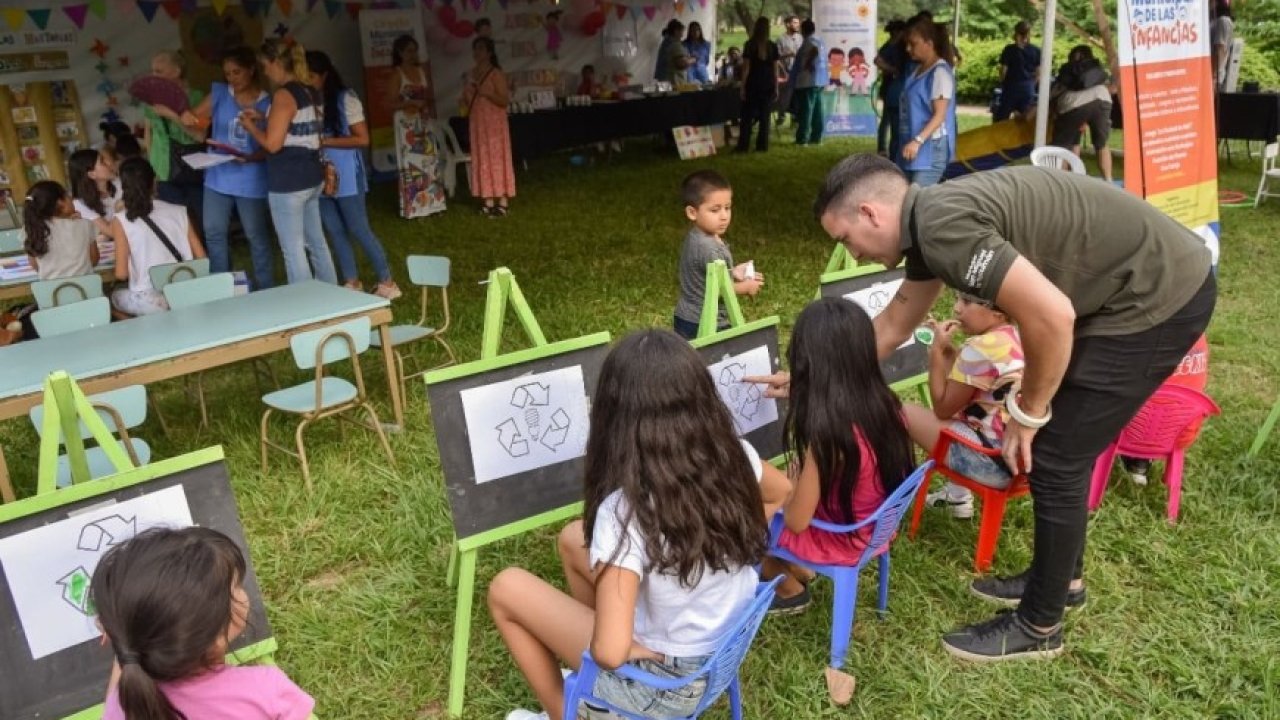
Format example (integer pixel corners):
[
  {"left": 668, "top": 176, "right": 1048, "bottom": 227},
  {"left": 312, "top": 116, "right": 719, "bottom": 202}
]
[{"left": 5, "top": 129, "right": 1279, "bottom": 718}]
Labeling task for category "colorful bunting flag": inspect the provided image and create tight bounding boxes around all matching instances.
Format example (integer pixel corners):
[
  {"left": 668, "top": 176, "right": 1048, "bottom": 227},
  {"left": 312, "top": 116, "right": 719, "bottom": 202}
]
[
  {"left": 211, "top": 0, "right": 228, "bottom": 12},
  {"left": 63, "top": 3, "right": 90, "bottom": 29},
  {"left": 641, "top": 4, "right": 655, "bottom": 20},
  {"left": 161, "top": 1, "right": 182, "bottom": 19},
  {"left": 323, "top": 0, "right": 341, "bottom": 17},
  {"left": 181, "top": 0, "right": 197, "bottom": 11},
  {"left": 136, "top": 0, "right": 161, "bottom": 22},
  {"left": 26, "top": 8, "right": 52, "bottom": 29},
  {"left": 89, "top": 0, "right": 108, "bottom": 19}
]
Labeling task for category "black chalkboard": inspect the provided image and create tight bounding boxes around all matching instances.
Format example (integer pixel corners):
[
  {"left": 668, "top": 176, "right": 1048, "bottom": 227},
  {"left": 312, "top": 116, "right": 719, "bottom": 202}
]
[
  {"left": 820, "top": 266, "right": 929, "bottom": 385},
  {"left": 425, "top": 335, "right": 611, "bottom": 541},
  {"left": 692, "top": 319, "right": 788, "bottom": 461},
  {"left": 0, "top": 455, "right": 273, "bottom": 720}
]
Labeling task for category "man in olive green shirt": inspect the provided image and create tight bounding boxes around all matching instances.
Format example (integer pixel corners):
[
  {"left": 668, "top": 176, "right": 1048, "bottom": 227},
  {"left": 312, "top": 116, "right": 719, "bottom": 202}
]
[{"left": 760, "top": 155, "right": 1215, "bottom": 661}]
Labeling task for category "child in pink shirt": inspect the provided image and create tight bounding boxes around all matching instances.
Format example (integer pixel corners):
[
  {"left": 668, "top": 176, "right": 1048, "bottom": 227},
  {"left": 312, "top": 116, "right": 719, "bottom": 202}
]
[{"left": 94, "top": 527, "right": 314, "bottom": 720}]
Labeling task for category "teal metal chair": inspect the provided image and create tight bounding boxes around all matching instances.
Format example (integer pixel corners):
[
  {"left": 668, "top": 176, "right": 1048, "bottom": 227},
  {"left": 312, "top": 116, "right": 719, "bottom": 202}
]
[
  {"left": 260, "top": 316, "right": 396, "bottom": 490},
  {"left": 160, "top": 272, "right": 239, "bottom": 428},
  {"left": 370, "top": 255, "right": 456, "bottom": 403},
  {"left": 0, "top": 227, "right": 23, "bottom": 254},
  {"left": 148, "top": 258, "right": 210, "bottom": 293},
  {"left": 29, "top": 385, "right": 151, "bottom": 488},
  {"left": 31, "top": 296, "right": 111, "bottom": 337},
  {"left": 31, "top": 273, "right": 105, "bottom": 309}
]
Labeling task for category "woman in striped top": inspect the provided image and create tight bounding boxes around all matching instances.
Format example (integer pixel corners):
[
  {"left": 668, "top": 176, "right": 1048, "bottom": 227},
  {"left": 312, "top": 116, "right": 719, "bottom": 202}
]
[{"left": 240, "top": 38, "right": 337, "bottom": 284}]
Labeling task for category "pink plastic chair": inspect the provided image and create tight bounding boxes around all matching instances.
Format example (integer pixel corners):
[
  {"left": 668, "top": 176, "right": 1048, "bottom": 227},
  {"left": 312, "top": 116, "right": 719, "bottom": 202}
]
[{"left": 1088, "top": 385, "right": 1221, "bottom": 523}]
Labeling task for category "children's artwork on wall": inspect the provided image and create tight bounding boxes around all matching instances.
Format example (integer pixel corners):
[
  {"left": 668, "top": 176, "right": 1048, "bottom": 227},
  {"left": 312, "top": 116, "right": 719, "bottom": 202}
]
[
  {"left": 177, "top": 7, "right": 264, "bottom": 92},
  {"left": 0, "top": 485, "right": 194, "bottom": 660}
]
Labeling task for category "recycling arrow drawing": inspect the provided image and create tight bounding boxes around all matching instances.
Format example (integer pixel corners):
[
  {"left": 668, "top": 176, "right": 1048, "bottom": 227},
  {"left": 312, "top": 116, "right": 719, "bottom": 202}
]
[
  {"left": 510, "top": 382, "right": 550, "bottom": 408},
  {"left": 540, "top": 409, "right": 572, "bottom": 451},
  {"left": 77, "top": 515, "right": 138, "bottom": 552},
  {"left": 495, "top": 418, "right": 530, "bottom": 457},
  {"left": 57, "top": 566, "right": 95, "bottom": 616}
]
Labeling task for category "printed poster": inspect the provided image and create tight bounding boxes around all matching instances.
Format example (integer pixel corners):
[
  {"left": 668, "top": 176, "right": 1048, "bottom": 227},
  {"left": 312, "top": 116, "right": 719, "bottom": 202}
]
[
  {"left": 813, "top": 0, "right": 878, "bottom": 136},
  {"left": 673, "top": 125, "right": 716, "bottom": 159},
  {"left": 394, "top": 110, "right": 447, "bottom": 218},
  {"left": 1118, "top": 0, "right": 1219, "bottom": 264}
]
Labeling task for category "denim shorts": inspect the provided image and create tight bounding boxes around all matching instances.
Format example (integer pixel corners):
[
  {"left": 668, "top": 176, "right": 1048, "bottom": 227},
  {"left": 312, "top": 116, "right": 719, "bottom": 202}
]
[
  {"left": 945, "top": 423, "right": 1013, "bottom": 489},
  {"left": 592, "top": 654, "right": 711, "bottom": 718}
]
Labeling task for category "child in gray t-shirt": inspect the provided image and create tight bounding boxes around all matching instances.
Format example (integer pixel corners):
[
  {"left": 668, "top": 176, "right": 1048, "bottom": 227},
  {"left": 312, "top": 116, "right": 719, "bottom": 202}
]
[{"left": 672, "top": 170, "right": 763, "bottom": 339}]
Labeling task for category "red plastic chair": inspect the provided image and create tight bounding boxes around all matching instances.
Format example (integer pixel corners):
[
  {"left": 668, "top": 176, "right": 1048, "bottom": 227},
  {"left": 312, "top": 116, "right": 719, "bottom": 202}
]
[
  {"left": 1088, "top": 384, "right": 1220, "bottom": 523},
  {"left": 909, "top": 429, "right": 1029, "bottom": 573}
]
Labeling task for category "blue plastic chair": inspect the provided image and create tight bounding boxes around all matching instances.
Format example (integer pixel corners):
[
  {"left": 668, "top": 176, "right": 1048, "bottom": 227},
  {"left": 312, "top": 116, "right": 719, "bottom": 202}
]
[
  {"left": 31, "top": 273, "right": 105, "bottom": 309},
  {"left": 259, "top": 316, "right": 396, "bottom": 491},
  {"left": 562, "top": 576, "right": 782, "bottom": 720},
  {"left": 766, "top": 460, "right": 932, "bottom": 671},
  {"left": 148, "top": 258, "right": 210, "bottom": 293},
  {"left": 29, "top": 385, "right": 151, "bottom": 488},
  {"left": 369, "top": 255, "right": 456, "bottom": 402},
  {"left": 31, "top": 296, "right": 111, "bottom": 337}
]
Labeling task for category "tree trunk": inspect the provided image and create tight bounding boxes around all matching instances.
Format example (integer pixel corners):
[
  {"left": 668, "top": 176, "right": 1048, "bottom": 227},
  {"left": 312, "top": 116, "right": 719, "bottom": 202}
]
[
  {"left": 1029, "top": 0, "right": 1102, "bottom": 49},
  {"left": 1090, "top": 0, "right": 1119, "bottom": 75},
  {"left": 730, "top": 0, "right": 755, "bottom": 32}
]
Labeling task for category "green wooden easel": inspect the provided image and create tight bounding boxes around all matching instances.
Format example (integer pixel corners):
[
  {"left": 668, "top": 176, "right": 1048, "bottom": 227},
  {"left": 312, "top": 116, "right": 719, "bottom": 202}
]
[
  {"left": 824, "top": 243, "right": 858, "bottom": 275},
  {"left": 696, "top": 259, "right": 747, "bottom": 339},
  {"left": 438, "top": 267, "right": 606, "bottom": 717},
  {"left": 36, "top": 371, "right": 136, "bottom": 495}
]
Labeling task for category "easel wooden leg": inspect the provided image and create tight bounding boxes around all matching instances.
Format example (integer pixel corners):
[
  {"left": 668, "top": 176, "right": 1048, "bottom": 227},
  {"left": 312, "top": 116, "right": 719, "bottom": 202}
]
[
  {"left": 448, "top": 548, "right": 478, "bottom": 717},
  {"left": 378, "top": 323, "right": 405, "bottom": 431},
  {"left": 0, "top": 445, "right": 15, "bottom": 503},
  {"left": 447, "top": 542, "right": 459, "bottom": 588}
]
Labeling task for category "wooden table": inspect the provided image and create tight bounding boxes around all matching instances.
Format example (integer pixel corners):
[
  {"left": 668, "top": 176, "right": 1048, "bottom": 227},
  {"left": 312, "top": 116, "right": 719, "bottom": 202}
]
[{"left": 0, "top": 281, "right": 404, "bottom": 499}]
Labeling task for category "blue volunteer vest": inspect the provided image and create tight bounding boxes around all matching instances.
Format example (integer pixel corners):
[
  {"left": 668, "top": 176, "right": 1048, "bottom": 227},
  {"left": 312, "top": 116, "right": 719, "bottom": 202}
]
[
  {"left": 898, "top": 60, "right": 958, "bottom": 172},
  {"left": 322, "top": 90, "right": 369, "bottom": 198}
]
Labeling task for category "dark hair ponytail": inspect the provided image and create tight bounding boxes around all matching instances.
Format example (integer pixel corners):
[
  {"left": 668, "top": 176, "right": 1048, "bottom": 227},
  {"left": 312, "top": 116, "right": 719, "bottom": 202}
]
[
  {"left": 92, "top": 527, "right": 248, "bottom": 720},
  {"left": 784, "top": 298, "right": 916, "bottom": 523},
  {"left": 118, "top": 157, "right": 156, "bottom": 221},
  {"left": 305, "top": 50, "right": 348, "bottom": 137},
  {"left": 67, "top": 148, "right": 106, "bottom": 217},
  {"left": 22, "top": 180, "right": 65, "bottom": 257}
]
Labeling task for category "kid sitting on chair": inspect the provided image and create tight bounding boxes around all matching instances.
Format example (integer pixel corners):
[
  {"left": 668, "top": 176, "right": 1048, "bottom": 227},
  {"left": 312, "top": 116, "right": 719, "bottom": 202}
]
[
  {"left": 487, "top": 329, "right": 788, "bottom": 720},
  {"left": 904, "top": 291, "right": 1025, "bottom": 519}
]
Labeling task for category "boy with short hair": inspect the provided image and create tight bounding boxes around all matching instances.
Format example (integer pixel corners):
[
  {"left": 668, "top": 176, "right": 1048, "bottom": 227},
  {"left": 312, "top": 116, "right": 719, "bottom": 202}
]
[{"left": 672, "top": 170, "right": 762, "bottom": 340}]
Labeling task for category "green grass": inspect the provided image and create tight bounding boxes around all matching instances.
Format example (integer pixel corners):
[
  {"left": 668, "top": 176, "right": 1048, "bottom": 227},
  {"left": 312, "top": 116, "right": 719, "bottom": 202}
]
[{"left": 5, "top": 131, "right": 1280, "bottom": 718}]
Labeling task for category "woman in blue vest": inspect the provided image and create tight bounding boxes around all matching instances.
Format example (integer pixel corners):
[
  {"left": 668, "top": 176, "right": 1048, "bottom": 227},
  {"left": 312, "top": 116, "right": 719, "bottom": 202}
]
[
  {"left": 683, "top": 22, "right": 712, "bottom": 84},
  {"left": 305, "top": 51, "right": 401, "bottom": 300},
  {"left": 240, "top": 38, "right": 337, "bottom": 284},
  {"left": 181, "top": 46, "right": 275, "bottom": 290},
  {"left": 897, "top": 19, "right": 957, "bottom": 187}
]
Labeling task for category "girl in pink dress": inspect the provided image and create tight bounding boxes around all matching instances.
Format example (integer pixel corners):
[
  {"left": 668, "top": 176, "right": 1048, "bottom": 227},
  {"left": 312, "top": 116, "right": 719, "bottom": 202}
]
[
  {"left": 462, "top": 37, "right": 516, "bottom": 217},
  {"left": 760, "top": 297, "right": 916, "bottom": 614}
]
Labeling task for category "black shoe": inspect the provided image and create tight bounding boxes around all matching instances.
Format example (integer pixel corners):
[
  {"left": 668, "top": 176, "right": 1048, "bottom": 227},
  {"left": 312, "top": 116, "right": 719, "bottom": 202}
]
[
  {"left": 942, "top": 609, "right": 1064, "bottom": 662},
  {"left": 970, "top": 570, "right": 1087, "bottom": 610},
  {"left": 768, "top": 585, "right": 811, "bottom": 616}
]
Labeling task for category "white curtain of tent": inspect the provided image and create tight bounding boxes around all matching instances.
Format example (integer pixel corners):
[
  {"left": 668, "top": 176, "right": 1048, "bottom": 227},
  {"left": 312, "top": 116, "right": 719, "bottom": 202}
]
[{"left": 1033, "top": 0, "right": 1058, "bottom": 147}]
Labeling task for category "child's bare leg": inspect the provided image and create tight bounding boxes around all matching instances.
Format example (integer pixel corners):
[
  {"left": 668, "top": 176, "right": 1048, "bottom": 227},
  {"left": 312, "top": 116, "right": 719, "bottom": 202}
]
[
  {"left": 558, "top": 520, "right": 595, "bottom": 607},
  {"left": 761, "top": 556, "right": 806, "bottom": 599},
  {"left": 903, "top": 403, "right": 944, "bottom": 453},
  {"left": 488, "top": 568, "right": 595, "bottom": 717}
]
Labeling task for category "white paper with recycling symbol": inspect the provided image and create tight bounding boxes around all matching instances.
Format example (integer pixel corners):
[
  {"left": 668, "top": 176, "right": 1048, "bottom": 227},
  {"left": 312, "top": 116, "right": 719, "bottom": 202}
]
[
  {"left": 844, "top": 278, "right": 914, "bottom": 349},
  {"left": 460, "top": 365, "right": 591, "bottom": 484},
  {"left": 707, "top": 345, "right": 778, "bottom": 436}
]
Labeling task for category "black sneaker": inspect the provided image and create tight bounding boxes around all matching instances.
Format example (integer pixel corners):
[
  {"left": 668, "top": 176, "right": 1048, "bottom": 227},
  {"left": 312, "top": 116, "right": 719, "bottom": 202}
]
[
  {"left": 942, "top": 610, "right": 1064, "bottom": 662},
  {"left": 768, "top": 585, "right": 811, "bottom": 616},
  {"left": 970, "top": 571, "right": 1087, "bottom": 610}
]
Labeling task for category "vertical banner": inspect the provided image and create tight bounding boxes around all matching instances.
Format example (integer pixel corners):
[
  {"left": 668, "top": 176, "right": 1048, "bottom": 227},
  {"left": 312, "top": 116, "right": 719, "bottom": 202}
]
[
  {"left": 812, "top": 0, "right": 877, "bottom": 136},
  {"left": 394, "top": 111, "right": 447, "bottom": 217},
  {"left": 1118, "top": 0, "right": 1219, "bottom": 263},
  {"left": 358, "top": 7, "right": 433, "bottom": 173}
]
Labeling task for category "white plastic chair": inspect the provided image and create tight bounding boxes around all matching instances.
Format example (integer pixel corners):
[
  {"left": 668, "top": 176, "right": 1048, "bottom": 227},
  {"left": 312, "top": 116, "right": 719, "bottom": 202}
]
[
  {"left": 431, "top": 119, "right": 471, "bottom": 198},
  {"left": 1255, "top": 142, "right": 1280, "bottom": 207},
  {"left": 1031, "top": 146, "right": 1087, "bottom": 175}
]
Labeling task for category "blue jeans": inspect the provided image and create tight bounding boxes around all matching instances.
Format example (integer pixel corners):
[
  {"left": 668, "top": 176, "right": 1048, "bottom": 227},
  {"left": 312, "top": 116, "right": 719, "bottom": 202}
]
[
  {"left": 907, "top": 137, "right": 950, "bottom": 187},
  {"left": 203, "top": 187, "right": 275, "bottom": 291},
  {"left": 592, "top": 654, "right": 712, "bottom": 717},
  {"left": 267, "top": 184, "right": 337, "bottom": 284},
  {"left": 319, "top": 194, "right": 392, "bottom": 283}
]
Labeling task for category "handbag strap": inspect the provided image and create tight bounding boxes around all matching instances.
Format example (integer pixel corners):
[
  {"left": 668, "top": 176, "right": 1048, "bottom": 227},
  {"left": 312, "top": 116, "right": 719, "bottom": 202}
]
[
  {"left": 464, "top": 67, "right": 495, "bottom": 116},
  {"left": 139, "top": 215, "right": 184, "bottom": 263}
]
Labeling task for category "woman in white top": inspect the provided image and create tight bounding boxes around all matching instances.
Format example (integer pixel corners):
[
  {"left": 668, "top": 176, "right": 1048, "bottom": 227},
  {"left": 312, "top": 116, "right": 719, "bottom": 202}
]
[
  {"left": 109, "top": 157, "right": 205, "bottom": 316},
  {"left": 488, "top": 330, "right": 789, "bottom": 720}
]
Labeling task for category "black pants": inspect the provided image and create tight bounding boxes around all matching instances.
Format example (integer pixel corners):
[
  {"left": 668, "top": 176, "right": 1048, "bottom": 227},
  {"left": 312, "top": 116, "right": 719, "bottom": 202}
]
[
  {"left": 1017, "top": 272, "right": 1217, "bottom": 628},
  {"left": 736, "top": 95, "right": 772, "bottom": 151}
]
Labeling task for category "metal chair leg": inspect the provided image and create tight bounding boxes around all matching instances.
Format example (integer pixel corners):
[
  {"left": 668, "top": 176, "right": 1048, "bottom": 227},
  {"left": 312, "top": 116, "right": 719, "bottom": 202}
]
[
  {"left": 363, "top": 402, "right": 397, "bottom": 469},
  {"left": 259, "top": 409, "right": 273, "bottom": 473},
  {"left": 295, "top": 418, "right": 313, "bottom": 492}
]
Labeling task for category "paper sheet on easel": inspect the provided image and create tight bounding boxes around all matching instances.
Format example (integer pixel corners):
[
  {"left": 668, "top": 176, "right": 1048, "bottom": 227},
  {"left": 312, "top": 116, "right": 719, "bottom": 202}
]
[
  {"left": 707, "top": 346, "right": 778, "bottom": 436},
  {"left": 0, "top": 486, "right": 194, "bottom": 660},
  {"left": 181, "top": 152, "right": 237, "bottom": 170},
  {"left": 844, "top": 279, "right": 914, "bottom": 349}
]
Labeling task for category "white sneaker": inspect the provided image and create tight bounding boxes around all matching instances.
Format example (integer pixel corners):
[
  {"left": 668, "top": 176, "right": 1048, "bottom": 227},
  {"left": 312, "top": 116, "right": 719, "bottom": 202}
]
[
  {"left": 505, "top": 710, "right": 548, "bottom": 720},
  {"left": 1129, "top": 471, "right": 1148, "bottom": 486},
  {"left": 926, "top": 488, "right": 974, "bottom": 519}
]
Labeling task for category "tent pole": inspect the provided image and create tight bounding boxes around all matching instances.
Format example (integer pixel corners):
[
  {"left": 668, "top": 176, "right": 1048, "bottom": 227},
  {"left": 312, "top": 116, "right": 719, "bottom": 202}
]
[
  {"left": 952, "top": 0, "right": 961, "bottom": 52},
  {"left": 1033, "top": 0, "right": 1057, "bottom": 147}
]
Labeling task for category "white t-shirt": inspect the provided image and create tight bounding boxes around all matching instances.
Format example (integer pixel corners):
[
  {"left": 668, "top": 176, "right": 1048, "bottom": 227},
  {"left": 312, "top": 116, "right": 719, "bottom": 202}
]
[
  {"left": 73, "top": 186, "right": 122, "bottom": 231},
  {"left": 342, "top": 91, "right": 366, "bottom": 127},
  {"left": 114, "top": 200, "right": 193, "bottom": 293},
  {"left": 927, "top": 62, "right": 955, "bottom": 140},
  {"left": 589, "top": 439, "right": 763, "bottom": 658},
  {"left": 35, "top": 218, "right": 96, "bottom": 280}
]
